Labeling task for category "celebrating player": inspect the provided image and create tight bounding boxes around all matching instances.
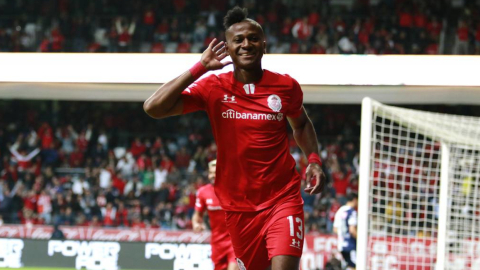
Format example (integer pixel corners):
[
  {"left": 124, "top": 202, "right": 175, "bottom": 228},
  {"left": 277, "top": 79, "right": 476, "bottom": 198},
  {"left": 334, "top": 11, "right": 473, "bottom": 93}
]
[
  {"left": 192, "top": 160, "right": 238, "bottom": 270},
  {"left": 144, "top": 6, "right": 326, "bottom": 270}
]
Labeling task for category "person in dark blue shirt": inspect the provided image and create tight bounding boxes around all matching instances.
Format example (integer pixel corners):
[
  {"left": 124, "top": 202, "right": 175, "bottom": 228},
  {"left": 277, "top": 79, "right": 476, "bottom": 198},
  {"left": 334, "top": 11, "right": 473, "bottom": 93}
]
[{"left": 333, "top": 193, "right": 358, "bottom": 270}]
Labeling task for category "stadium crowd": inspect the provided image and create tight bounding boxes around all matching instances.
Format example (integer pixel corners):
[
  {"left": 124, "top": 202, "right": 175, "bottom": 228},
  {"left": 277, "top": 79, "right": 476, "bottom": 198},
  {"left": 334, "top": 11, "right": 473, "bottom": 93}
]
[
  {"left": 0, "top": 0, "right": 479, "bottom": 54},
  {"left": 1, "top": 0, "right": 480, "bottom": 237},
  {"left": 0, "top": 101, "right": 479, "bottom": 235},
  {"left": 0, "top": 100, "right": 361, "bottom": 233}
]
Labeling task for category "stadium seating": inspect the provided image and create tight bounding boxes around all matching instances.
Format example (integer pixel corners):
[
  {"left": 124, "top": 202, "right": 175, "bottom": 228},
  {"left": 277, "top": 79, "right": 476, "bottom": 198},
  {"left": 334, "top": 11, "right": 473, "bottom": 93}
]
[{"left": 0, "top": 0, "right": 478, "bottom": 55}]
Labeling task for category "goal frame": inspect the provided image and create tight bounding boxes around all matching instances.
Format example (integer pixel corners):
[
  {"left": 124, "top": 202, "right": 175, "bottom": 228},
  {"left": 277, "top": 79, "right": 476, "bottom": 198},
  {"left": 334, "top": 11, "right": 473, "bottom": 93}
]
[{"left": 357, "top": 97, "right": 452, "bottom": 270}]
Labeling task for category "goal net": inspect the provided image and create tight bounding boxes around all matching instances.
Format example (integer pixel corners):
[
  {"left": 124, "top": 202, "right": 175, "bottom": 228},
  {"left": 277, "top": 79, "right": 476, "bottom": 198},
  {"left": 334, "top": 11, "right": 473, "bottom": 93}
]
[{"left": 357, "top": 98, "right": 480, "bottom": 270}]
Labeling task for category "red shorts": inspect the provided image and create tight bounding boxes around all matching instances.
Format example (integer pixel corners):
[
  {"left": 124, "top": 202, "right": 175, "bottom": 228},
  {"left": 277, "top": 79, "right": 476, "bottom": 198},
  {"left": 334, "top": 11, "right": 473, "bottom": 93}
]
[
  {"left": 212, "top": 243, "right": 237, "bottom": 270},
  {"left": 225, "top": 201, "right": 304, "bottom": 270}
]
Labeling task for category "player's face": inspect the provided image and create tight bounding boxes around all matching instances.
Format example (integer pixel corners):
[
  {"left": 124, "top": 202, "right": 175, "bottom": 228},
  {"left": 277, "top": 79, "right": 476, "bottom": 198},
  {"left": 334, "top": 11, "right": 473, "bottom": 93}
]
[
  {"left": 353, "top": 198, "right": 358, "bottom": 209},
  {"left": 208, "top": 165, "right": 216, "bottom": 184},
  {"left": 225, "top": 21, "right": 266, "bottom": 70}
]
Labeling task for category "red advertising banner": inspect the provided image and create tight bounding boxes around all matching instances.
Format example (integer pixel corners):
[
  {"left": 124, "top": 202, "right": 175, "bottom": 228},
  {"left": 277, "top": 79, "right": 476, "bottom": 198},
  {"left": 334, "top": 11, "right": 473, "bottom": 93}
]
[
  {"left": 368, "top": 236, "right": 480, "bottom": 270},
  {"left": 4, "top": 225, "right": 478, "bottom": 269},
  {"left": 0, "top": 225, "right": 340, "bottom": 269},
  {"left": 368, "top": 236, "right": 436, "bottom": 270},
  {"left": 301, "top": 233, "right": 341, "bottom": 270},
  {"left": 0, "top": 225, "right": 211, "bottom": 243}
]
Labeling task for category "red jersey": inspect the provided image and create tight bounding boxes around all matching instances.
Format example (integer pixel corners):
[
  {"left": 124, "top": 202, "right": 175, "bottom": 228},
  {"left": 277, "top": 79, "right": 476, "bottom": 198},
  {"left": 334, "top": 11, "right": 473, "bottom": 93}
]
[
  {"left": 182, "top": 70, "right": 303, "bottom": 211},
  {"left": 195, "top": 184, "right": 230, "bottom": 246}
]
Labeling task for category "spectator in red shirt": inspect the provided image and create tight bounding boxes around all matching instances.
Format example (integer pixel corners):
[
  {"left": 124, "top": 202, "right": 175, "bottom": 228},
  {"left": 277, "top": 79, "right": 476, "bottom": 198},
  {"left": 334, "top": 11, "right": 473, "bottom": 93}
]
[
  {"left": 174, "top": 146, "right": 191, "bottom": 170},
  {"left": 76, "top": 213, "right": 89, "bottom": 226},
  {"left": 332, "top": 169, "right": 352, "bottom": 203},
  {"left": 69, "top": 146, "right": 84, "bottom": 167},
  {"left": 154, "top": 18, "right": 169, "bottom": 42},
  {"left": 39, "top": 37, "right": 51, "bottom": 52},
  {"left": 101, "top": 202, "right": 117, "bottom": 227},
  {"left": 130, "top": 215, "right": 146, "bottom": 229},
  {"left": 136, "top": 153, "right": 149, "bottom": 171},
  {"left": 130, "top": 137, "right": 146, "bottom": 158},
  {"left": 112, "top": 173, "right": 126, "bottom": 195},
  {"left": 116, "top": 201, "right": 130, "bottom": 227},
  {"left": 475, "top": 23, "right": 480, "bottom": 54},
  {"left": 151, "top": 136, "right": 163, "bottom": 153},
  {"left": 266, "top": 6, "right": 278, "bottom": 24},
  {"left": 23, "top": 190, "right": 37, "bottom": 212},
  {"left": 280, "top": 17, "right": 293, "bottom": 41},
  {"left": 149, "top": 217, "right": 161, "bottom": 229},
  {"left": 88, "top": 215, "right": 102, "bottom": 227},
  {"left": 310, "top": 43, "right": 326, "bottom": 54},
  {"left": 413, "top": 10, "right": 427, "bottom": 30},
  {"left": 328, "top": 197, "right": 341, "bottom": 232},
  {"left": 426, "top": 17, "right": 443, "bottom": 39},
  {"left": 9, "top": 145, "right": 40, "bottom": 172},
  {"left": 76, "top": 130, "right": 89, "bottom": 152},
  {"left": 399, "top": 8, "right": 413, "bottom": 28},
  {"left": 50, "top": 27, "right": 65, "bottom": 52},
  {"left": 308, "top": 10, "right": 320, "bottom": 26},
  {"left": 454, "top": 20, "right": 470, "bottom": 55},
  {"left": 426, "top": 42, "right": 439, "bottom": 54},
  {"left": 160, "top": 154, "right": 174, "bottom": 172},
  {"left": 141, "top": 6, "right": 155, "bottom": 42},
  {"left": 115, "top": 17, "right": 136, "bottom": 52},
  {"left": 37, "top": 190, "right": 52, "bottom": 224},
  {"left": 41, "top": 129, "right": 54, "bottom": 149},
  {"left": 21, "top": 209, "right": 38, "bottom": 227},
  {"left": 348, "top": 177, "right": 359, "bottom": 194}
]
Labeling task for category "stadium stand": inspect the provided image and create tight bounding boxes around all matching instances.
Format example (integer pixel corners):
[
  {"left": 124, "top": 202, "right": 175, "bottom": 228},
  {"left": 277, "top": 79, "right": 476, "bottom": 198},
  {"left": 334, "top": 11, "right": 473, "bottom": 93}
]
[
  {"left": 1, "top": 100, "right": 479, "bottom": 235},
  {"left": 0, "top": 0, "right": 479, "bottom": 54}
]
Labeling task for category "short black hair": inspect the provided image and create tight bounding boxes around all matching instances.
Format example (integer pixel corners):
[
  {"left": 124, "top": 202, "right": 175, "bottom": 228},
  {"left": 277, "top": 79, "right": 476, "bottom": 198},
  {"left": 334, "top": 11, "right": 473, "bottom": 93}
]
[
  {"left": 347, "top": 192, "right": 358, "bottom": 202},
  {"left": 223, "top": 6, "right": 263, "bottom": 34},
  {"left": 223, "top": 6, "right": 248, "bottom": 30}
]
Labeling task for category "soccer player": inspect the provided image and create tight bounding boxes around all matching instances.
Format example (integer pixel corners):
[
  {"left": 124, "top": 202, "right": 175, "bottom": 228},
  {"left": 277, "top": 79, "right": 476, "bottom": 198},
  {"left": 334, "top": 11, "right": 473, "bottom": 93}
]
[
  {"left": 333, "top": 193, "right": 358, "bottom": 270},
  {"left": 193, "top": 160, "right": 238, "bottom": 270},
  {"left": 144, "top": 6, "right": 326, "bottom": 270}
]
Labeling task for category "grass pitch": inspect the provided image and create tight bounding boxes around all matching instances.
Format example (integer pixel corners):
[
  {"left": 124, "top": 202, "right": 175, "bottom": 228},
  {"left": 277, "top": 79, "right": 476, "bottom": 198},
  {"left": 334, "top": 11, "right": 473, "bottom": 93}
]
[
  {"left": 0, "top": 268, "right": 155, "bottom": 270},
  {"left": 0, "top": 268, "right": 77, "bottom": 270}
]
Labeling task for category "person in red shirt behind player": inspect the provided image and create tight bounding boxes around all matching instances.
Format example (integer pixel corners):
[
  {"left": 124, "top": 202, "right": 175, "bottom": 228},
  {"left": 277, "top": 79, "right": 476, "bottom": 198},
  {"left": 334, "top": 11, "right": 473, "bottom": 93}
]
[
  {"left": 193, "top": 160, "right": 238, "bottom": 270},
  {"left": 144, "top": 6, "right": 326, "bottom": 270}
]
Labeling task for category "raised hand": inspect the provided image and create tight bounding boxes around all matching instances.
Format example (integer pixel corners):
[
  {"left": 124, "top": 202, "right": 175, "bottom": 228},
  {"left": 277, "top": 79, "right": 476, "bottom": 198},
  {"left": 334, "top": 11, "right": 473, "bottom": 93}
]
[
  {"left": 200, "top": 38, "right": 232, "bottom": 71},
  {"left": 304, "top": 163, "right": 327, "bottom": 195}
]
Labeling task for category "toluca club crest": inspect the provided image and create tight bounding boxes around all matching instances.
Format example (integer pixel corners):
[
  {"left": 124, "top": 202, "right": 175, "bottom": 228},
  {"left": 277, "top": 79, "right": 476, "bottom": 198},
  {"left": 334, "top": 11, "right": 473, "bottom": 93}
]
[{"left": 267, "top": 94, "right": 282, "bottom": 112}]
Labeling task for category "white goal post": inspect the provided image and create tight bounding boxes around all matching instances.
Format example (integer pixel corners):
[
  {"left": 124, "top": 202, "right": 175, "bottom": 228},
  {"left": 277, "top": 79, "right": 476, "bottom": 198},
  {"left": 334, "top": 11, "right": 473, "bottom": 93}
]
[{"left": 357, "top": 97, "right": 480, "bottom": 270}]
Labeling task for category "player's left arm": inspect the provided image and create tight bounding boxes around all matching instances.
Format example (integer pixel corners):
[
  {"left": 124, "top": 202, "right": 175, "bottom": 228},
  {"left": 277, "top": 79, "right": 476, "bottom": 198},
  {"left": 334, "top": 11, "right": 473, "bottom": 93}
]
[
  {"left": 349, "top": 211, "right": 358, "bottom": 239},
  {"left": 349, "top": 225, "right": 357, "bottom": 239},
  {"left": 288, "top": 107, "right": 327, "bottom": 195}
]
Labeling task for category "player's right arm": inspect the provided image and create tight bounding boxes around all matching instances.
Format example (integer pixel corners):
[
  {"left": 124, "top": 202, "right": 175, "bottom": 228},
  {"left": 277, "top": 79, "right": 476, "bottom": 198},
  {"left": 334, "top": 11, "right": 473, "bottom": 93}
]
[
  {"left": 192, "top": 189, "right": 207, "bottom": 232},
  {"left": 143, "top": 39, "right": 231, "bottom": 119},
  {"left": 192, "top": 210, "right": 206, "bottom": 232}
]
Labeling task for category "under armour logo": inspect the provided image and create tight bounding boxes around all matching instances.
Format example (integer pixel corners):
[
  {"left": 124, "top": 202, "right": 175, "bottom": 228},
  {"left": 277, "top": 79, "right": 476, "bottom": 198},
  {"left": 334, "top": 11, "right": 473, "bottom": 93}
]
[
  {"left": 223, "top": 95, "right": 236, "bottom": 103},
  {"left": 291, "top": 239, "right": 301, "bottom": 249}
]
